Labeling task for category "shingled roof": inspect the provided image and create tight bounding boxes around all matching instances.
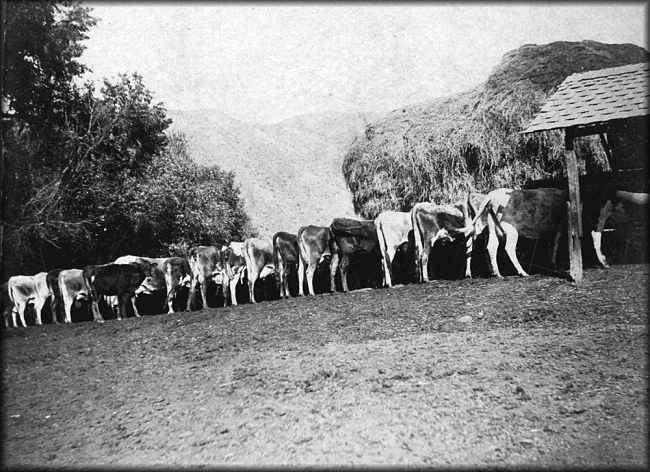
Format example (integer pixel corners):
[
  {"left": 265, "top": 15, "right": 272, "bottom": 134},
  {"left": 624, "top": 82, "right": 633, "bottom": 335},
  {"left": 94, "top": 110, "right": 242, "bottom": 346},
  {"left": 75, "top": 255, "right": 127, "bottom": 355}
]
[{"left": 521, "top": 62, "right": 649, "bottom": 134}]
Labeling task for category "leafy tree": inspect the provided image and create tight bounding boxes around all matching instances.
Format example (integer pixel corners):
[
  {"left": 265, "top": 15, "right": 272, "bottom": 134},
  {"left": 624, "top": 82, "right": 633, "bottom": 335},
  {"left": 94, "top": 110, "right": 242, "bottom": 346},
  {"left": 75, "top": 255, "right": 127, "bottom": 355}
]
[{"left": 2, "top": 2, "right": 253, "bottom": 277}]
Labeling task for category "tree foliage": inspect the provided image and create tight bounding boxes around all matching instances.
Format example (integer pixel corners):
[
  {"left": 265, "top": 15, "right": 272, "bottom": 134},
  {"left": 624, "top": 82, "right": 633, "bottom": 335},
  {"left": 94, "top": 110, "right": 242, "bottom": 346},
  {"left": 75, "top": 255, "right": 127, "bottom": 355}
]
[{"left": 2, "top": 2, "right": 253, "bottom": 277}]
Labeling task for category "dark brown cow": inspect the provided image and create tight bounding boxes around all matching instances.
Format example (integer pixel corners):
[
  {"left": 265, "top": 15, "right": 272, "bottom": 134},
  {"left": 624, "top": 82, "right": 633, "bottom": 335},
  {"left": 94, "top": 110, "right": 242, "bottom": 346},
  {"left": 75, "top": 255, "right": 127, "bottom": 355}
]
[
  {"left": 186, "top": 246, "right": 221, "bottom": 310},
  {"left": 273, "top": 232, "right": 299, "bottom": 299},
  {"left": 411, "top": 202, "right": 474, "bottom": 283},
  {"left": 523, "top": 175, "right": 648, "bottom": 268},
  {"left": 243, "top": 238, "right": 275, "bottom": 303},
  {"left": 46, "top": 269, "right": 63, "bottom": 324},
  {"left": 297, "top": 225, "right": 336, "bottom": 296},
  {"left": 115, "top": 256, "right": 192, "bottom": 313},
  {"left": 83, "top": 262, "right": 154, "bottom": 322},
  {"left": 329, "top": 217, "right": 381, "bottom": 293},
  {"left": 220, "top": 242, "right": 247, "bottom": 306}
]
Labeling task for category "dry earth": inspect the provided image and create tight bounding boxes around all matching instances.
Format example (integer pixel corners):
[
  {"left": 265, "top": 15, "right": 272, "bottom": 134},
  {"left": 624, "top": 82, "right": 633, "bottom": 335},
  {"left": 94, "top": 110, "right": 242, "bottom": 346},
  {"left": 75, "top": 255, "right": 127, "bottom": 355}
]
[{"left": 2, "top": 264, "right": 647, "bottom": 467}]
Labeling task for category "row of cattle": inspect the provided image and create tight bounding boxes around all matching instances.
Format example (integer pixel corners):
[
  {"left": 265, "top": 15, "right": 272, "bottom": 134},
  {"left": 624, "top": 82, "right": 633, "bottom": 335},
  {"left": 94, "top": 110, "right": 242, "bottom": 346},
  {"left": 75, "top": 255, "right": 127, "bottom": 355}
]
[{"left": 3, "top": 183, "right": 646, "bottom": 328}]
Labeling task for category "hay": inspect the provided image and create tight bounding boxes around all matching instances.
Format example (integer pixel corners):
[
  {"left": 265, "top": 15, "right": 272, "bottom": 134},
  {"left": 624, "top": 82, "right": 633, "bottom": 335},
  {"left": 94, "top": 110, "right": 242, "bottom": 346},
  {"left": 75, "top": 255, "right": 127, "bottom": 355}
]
[{"left": 343, "top": 40, "right": 649, "bottom": 219}]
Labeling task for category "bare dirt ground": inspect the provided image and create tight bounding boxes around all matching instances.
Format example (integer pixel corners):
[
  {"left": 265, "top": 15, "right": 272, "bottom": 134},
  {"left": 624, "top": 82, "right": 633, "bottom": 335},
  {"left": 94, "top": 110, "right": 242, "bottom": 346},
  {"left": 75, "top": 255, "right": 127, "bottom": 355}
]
[{"left": 2, "top": 264, "right": 647, "bottom": 467}]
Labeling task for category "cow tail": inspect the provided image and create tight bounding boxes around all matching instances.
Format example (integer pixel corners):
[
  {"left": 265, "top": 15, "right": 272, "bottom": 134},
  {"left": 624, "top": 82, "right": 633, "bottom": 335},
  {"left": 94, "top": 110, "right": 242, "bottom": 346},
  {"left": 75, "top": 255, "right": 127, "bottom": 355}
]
[
  {"left": 272, "top": 233, "right": 281, "bottom": 271},
  {"left": 411, "top": 205, "right": 424, "bottom": 277},
  {"left": 7, "top": 282, "right": 16, "bottom": 306},
  {"left": 470, "top": 194, "right": 493, "bottom": 232},
  {"left": 375, "top": 217, "right": 390, "bottom": 272}
]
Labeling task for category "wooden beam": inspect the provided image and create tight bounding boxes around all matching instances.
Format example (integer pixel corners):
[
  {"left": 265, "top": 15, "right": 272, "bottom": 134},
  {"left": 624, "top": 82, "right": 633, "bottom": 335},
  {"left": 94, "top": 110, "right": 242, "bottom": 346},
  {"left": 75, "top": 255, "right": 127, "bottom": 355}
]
[{"left": 565, "top": 128, "right": 583, "bottom": 284}]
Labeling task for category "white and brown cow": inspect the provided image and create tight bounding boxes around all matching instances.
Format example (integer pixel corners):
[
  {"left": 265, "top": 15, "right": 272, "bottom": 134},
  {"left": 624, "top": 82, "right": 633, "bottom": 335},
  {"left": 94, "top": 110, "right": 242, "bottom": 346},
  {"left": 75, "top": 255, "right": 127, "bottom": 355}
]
[
  {"left": 411, "top": 202, "right": 475, "bottom": 283},
  {"left": 58, "top": 269, "right": 91, "bottom": 324},
  {"left": 220, "top": 242, "right": 247, "bottom": 306},
  {"left": 243, "top": 238, "right": 275, "bottom": 303},
  {"left": 46, "top": 269, "right": 63, "bottom": 324},
  {"left": 186, "top": 246, "right": 221, "bottom": 310},
  {"left": 374, "top": 210, "right": 412, "bottom": 288},
  {"left": 469, "top": 187, "right": 568, "bottom": 278},
  {"left": 297, "top": 225, "right": 336, "bottom": 296},
  {"left": 273, "top": 232, "right": 299, "bottom": 299},
  {"left": 6, "top": 272, "right": 52, "bottom": 327}
]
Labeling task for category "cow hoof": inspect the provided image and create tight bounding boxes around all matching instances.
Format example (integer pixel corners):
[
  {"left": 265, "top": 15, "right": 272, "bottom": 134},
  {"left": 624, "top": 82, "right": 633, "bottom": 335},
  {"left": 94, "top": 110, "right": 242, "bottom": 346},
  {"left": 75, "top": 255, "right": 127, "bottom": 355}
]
[{"left": 96, "top": 319, "right": 105, "bottom": 324}]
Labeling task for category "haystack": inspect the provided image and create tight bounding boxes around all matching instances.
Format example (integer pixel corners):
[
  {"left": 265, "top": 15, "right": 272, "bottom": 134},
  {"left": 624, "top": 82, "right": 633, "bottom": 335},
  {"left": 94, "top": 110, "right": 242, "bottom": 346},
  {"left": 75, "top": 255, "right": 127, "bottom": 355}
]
[{"left": 343, "top": 40, "right": 648, "bottom": 219}]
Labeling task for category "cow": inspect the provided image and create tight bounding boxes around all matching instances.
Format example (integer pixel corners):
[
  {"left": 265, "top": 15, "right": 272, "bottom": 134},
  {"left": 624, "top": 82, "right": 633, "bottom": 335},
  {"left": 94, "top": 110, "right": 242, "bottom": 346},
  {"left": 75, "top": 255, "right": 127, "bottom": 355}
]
[
  {"left": 83, "top": 262, "right": 155, "bottom": 322},
  {"left": 6, "top": 273, "right": 51, "bottom": 327},
  {"left": 297, "top": 225, "right": 337, "bottom": 296},
  {"left": 58, "top": 269, "right": 90, "bottom": 323},
  {"left": 220, "top": 242, "right": 247, "bottom": 306},
  {"left": 329, "top": 217, "right": 382, "bottom": 293},
  {"left": 591, "top": 190, "right": 648, "bottom": 267},
  {"left": 243, "top": 238, "right": 275, "bottom": 303},
  {"left": 411, "top": 202, "right": 475, "bottom": 283},
  {"left": 374, "top": 211, "right": 412, "bottom": 288},
  {"left": 7, "top": 276, "right": 35, "bottom": 328},
  {"left": 273, "top": 232, "right": 299, "bottom": 298},
  {"left": 115, "top": 255, "right": 192, "bottom": 313},
  {"left": 469, "top": 188, "right": 568, "bottom": 278},
  {"left": 186, "top": 246, "right": 221, "bottom": 310},
  {"left": 523, "top": 173, "right": 648, "bottom": 269},
  {"left": 46, "top": 269, "right": 63, "bottom": 324},
  {"left": 32, "top": 271, "right": 53, "bottom": 325},
  {"left": 58, "top": 269, "right": 91, "bottom": 324}
]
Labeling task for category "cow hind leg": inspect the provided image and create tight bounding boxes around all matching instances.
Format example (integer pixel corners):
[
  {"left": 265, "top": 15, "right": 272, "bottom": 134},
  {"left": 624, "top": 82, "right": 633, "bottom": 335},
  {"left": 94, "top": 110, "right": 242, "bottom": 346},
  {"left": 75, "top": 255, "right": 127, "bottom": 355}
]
[
  {"left": 33, "top": 298, "right": 46, "bottom": 325},
  {"left": 91, "top": 300, "right": 105, "bottom": 323},
  {"left": 420, "top": 244, "right": 431, "bottom": 283},
  {"left": 12, "top": 306, "right": 21, "bottom": 328},
  {"left": 229, "top": 278, "right": 238, "bottom": 306},
  {"left": 282, "top": 268, "right": 291, "bottom": 298},
  {"left": 486, "top": 219, "right": 502, "bottom": 278},
  {"left": 186, "top": 277, "right": 198, "bottom": 311},
  {"left": 306, "top": 263, "right": 316, "bottom": 296},
  {"left": 329, "top": 253, "right": 340, "bottom": 292},
  {"left": 298, "top": 256, "right": 305, "bottom": 296},
  {"left": 199, "top": 280, "right": 209, "bottom": 309},
  {"left": 464, "top": 235, "right": 474, "bottom": 278},
  {"left": 592, "top": 199, "right": 613, "bottom": 268},
  {"left": 131, "top": 294, "right": 141, "bottom": 317},
  {"left": 382, "top": 249, "right": 393, "bottom": 288},
  {"left": 63, "top": 297, "right": 73, "bottom": 324},
  {"left": 340, "top": 255, "right": 350, "bottom": 292},
  {"left": 248, "top": 273, "right": 257, "bottom": 303},
  {"left": 50, "top": 295, "right": 59, "bottom": 324},
  {"left": 502, "top": 223, "right": 528, "bottom": 277}
]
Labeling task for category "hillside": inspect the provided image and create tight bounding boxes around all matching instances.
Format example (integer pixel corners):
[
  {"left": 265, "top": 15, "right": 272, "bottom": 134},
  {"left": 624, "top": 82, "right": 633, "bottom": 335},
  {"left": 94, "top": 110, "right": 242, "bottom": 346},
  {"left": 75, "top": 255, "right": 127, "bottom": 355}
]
[
  {"left": 342, "top": 40, "right": 649, "bottom": 218},
  {"left": 167, "top": 109, "right": 379, "bottom": 237}
]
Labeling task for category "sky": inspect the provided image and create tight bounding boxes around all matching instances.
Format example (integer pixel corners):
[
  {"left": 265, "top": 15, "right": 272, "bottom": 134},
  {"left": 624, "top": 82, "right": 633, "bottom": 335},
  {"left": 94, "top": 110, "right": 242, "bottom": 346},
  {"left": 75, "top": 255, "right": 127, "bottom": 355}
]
[{"left": 79, "top": 2, "right": 648, "bottom": 124}]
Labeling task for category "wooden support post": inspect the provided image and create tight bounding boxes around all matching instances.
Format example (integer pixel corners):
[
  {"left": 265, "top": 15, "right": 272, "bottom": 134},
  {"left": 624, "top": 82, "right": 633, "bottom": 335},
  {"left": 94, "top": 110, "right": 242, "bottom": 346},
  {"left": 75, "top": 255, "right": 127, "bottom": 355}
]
[{"left": 565, "top": 128, "right": 583, "bottom": 284}]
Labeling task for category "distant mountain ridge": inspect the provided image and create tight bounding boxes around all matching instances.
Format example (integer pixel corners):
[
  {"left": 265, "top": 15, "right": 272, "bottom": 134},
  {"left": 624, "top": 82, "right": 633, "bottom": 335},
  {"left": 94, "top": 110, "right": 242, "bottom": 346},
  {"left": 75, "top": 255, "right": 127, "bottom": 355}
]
[{"left": 167, "top": 109, "right": 379, "bottom": 237}]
